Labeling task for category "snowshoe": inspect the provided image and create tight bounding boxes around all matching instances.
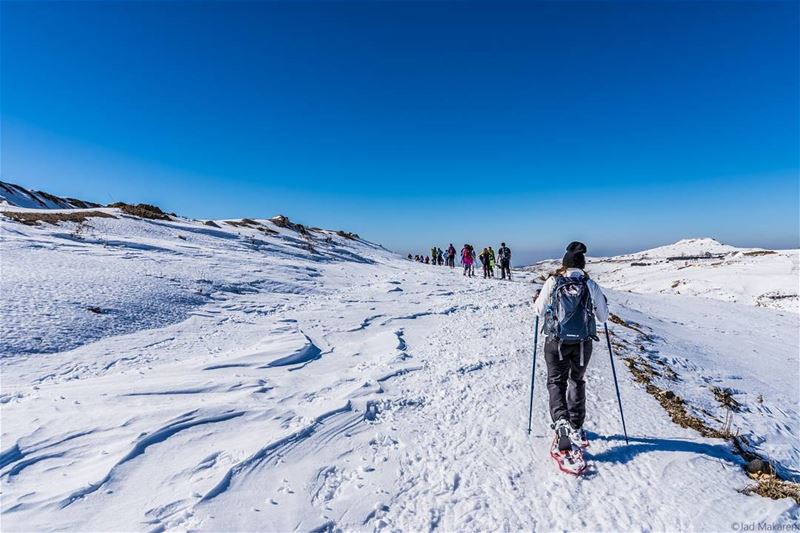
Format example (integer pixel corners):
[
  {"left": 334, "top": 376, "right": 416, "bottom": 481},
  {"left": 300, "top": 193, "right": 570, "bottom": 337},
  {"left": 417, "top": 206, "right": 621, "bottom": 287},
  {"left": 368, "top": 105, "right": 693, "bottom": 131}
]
[{"left": 549, "top": 437, "right": 587, "bottom": 476}]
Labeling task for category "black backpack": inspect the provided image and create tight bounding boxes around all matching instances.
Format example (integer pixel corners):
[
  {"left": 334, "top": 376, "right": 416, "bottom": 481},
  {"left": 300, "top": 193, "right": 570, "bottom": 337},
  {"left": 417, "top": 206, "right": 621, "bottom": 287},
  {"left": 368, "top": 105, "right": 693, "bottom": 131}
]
[{"left": 544, "top": 275, "right": 598, "bottom": 344}]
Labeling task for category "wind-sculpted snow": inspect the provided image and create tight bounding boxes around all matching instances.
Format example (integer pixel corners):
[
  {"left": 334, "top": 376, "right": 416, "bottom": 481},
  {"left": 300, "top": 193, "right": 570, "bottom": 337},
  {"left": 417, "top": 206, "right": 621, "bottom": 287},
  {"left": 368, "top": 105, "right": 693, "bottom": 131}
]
[
  {"left": 265, "top": 336, "right": 323, "bottom": 367},
  {"left": 0, "top": 209, "right": 390, "bottom": 357},
  {"left": 59, "top": 410, "right": 246, "bottom": 508},
  {"left": 0, "top": 222, "right": 798, "bottom": 530}
]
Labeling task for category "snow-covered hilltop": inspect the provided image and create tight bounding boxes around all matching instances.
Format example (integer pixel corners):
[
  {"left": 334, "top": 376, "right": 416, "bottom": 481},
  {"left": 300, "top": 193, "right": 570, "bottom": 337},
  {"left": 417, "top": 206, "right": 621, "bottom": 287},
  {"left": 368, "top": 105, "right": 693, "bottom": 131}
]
[
  {"left": 0, "top": 180, "right": 101, "bottom": 209},
  {"left": 527, "top": 238, "right": 799, "bottom": 313},
  {"left": 1, "top": 196, "right": 798, "bottom": 531}
]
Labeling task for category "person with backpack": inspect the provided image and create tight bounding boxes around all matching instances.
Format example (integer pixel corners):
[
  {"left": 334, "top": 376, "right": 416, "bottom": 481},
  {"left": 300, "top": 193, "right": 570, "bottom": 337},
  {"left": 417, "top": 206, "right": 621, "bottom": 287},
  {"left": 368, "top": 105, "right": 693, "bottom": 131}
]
[
  {"left": 461, "top": 244, "right": 474, "bottom": 277},
  {"left": 447, "top": 244, "right": 456, "bottom": 268},
  {"left": 469, "top": 245, "right": 477, "bottom": 276},
  {"left": 488, "top": 246, "right": 496, "bottom": 278},
  {"left": 498, "top": 243, "right": 512, "bottom": 280},
  {"left": 431, "top": 247, "right": 438, "bottom": 265},
  {"left": 533, "top": 241, "right": 608, "bottom": 452},
  {"left": 437, "top": 248, "right": 444, "bottom": 265}
]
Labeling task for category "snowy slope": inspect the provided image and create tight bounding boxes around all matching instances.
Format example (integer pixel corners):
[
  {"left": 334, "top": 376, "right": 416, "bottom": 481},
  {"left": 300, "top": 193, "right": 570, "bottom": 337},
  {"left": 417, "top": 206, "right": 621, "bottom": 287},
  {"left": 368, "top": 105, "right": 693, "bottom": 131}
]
[
  {"left": 1, "top": 214, "right": 798, "bottom": 531},
  {"left": 529, "top": 238, "right": 799, "bottom": 313},
  {"left": 0, "top": 180, "right": 100, "bottom": 209}
]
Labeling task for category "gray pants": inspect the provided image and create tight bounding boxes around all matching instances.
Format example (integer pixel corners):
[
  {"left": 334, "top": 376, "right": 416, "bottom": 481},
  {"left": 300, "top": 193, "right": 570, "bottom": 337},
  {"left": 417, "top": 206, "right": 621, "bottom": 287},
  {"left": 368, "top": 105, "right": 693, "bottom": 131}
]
[
  {"left": 544, "top": 338, "right": 593, "bottom": 428},
  {"left": 500, "top": 259, "right": 511, "bottom": 279}
]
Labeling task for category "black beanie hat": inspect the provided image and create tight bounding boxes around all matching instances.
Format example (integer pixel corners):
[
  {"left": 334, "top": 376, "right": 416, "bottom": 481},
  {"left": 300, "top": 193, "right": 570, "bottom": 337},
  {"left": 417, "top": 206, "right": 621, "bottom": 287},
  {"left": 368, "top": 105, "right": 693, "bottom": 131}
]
[{"left": 562, "top": 241, "right": 587, "bottom": 269}]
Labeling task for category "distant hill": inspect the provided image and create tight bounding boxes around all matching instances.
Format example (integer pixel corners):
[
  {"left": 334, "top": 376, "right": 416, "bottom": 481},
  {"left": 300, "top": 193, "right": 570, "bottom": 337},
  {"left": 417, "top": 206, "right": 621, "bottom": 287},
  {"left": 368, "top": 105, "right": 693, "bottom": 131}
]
[
  {"left": 524, "top": 238, "right": 799, "bottom": 313},
  {"left": 0, "top": 180, "right": 100, "bottom": 209}
]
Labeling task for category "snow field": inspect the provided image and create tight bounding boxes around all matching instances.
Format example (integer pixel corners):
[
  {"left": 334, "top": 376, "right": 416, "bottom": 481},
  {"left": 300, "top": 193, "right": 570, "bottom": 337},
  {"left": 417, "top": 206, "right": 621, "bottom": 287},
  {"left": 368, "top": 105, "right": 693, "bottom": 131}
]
[{"left": 1, "top": 212, "right": 798, "bottom": 530}]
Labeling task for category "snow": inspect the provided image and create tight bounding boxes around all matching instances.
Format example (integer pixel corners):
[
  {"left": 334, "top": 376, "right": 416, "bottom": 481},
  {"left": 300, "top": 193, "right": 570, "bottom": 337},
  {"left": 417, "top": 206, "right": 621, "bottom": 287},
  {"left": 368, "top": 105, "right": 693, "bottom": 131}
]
[
  {"left": 529, "top": 238, "right": 799, "bottom": 313},
  {"left": 1, "top": 212, "right": 798, "bottom": 531},
  {"left": 0, "top": 181, "right": 98, "bottom": 210}
]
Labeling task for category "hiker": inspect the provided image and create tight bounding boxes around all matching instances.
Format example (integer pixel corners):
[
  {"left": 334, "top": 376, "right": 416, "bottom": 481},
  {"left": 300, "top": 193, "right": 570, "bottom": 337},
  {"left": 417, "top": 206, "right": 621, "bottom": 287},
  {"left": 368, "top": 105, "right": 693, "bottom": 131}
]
[
  {"left": 425, "top": 255, "right": 430, "bottom": 264},
  {"left": 498, "top": 242, "right": 512, "bottom": 280},
  {"left": 479, "top": 247, "right": 492, "bottom": 278},
  {"left": 533, "top": 241, "right": 608, "bottom": 451},
  {"left": 407, "top": 253, "right": 413, "bottom": 260},
  {"left": 437, "top": 248, "right": 444, "bottom": 265},
  {"left": 431, "top": 247, "right": 438, "bottom": 265},
  {"left": 447, "top": 244, "right": 456, "bottom": 268},
  {"left": 461, "top": 244, "right": 474, "bottom": 277},
  {"left": 469, "top": 245, "right": 477, "bottom": 276},
  {"left": 488, "top": 246, "right": 496, "bottom": 278}
]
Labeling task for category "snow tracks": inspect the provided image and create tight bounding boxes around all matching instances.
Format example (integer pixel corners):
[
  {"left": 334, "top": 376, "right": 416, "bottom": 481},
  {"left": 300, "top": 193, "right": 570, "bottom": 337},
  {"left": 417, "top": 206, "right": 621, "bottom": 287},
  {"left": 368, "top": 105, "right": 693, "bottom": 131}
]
[{"left": 1, "top": 265, "right": 797, "bottom": 531}]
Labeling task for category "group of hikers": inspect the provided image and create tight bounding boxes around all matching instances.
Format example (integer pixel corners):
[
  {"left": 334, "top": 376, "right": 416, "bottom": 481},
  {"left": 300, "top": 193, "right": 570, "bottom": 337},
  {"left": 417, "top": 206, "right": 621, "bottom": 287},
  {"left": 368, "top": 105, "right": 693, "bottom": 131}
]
[
  {"left": 409, "top": 239, "right": 611, "bottom": 455},
  {"left": 407, "top": 243, "right": 513, "bottom": 280}
]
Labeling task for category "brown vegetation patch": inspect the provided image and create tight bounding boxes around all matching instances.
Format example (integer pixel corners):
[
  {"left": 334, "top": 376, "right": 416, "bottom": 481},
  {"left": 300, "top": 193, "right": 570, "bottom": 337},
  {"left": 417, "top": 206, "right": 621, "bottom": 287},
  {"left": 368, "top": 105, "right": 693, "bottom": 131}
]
[
  {"left": 336, "top": 230, "right": 359, "bottom": 240},
  {"left": 2, "top": 210, "right": 116, "bottom": 226},
  {"left": 225, "top": 219, "right": 277, "bottom": 235},
  {"left": 743, "top": 250, "right": 777, "bottom": 257},
  {"left": 65, "top": 198, "right": 101, "bottom": 209},
  {"left": 615, "top": 332, "right": 800, "bottom": 503},
  {"left": 608, "top": 313, "right": 649, "bottom": 338},
  {"left": 741, "top": 477, "right": 800, "bottom": 504},
  {"left": 711, "top": 386, "right": 742, "bottom": 412},
  {"left": 203, "top": 220, "right": 220, "bottom": 228},
  {"left": 225, "top": 219, "right": 256, "bottom": 228},
  {"left": 623, "top": 356, "right": 724, "bottom": 438},
  {"left": 108, "top": 202, "right": 171, "bottom": 220}
]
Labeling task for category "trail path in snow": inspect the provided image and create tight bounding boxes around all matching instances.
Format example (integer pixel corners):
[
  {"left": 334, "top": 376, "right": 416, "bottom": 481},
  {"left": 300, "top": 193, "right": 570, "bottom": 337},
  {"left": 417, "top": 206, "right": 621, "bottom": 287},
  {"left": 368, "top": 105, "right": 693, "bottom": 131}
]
[{"left": 1, "top": 261, "right": 797, "bottom": 531}]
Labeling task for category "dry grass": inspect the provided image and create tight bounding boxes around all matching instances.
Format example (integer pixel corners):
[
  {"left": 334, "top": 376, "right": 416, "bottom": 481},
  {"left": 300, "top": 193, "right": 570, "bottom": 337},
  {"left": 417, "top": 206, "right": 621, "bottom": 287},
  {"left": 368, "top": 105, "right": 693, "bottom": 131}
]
[
  {"left": 225, "top": 219, "right": 257, "bottom": 228},
  {"left": 743, "top": 250, "right": 777, "bottom": 257},
  {"left": 108, "top": 202, "right": 171, "bottom": 220},
  {"left": 614, "top": 331, "right": 800, "bottom": 504},
  {"left": 2, "top": 210, "right": 116, "bottom": 226},
  {"left": 711, "top": 386, "right": 742, "bottom": 412},
  {"left": 608, "top": 313, "right": 650, "bottom": 338},
  {"left": 741, "top": 476, "right": 800, "bottom": 504},
  {"left": 336, "top": 230, "right": 359, "bottom": 240},
  {"left": 65, "top": 198, "right": 100, "bottom": 209},
  {"left": 203, "top": 220, "right": 220, "bottom": 228},
  {"left": 225, "top": 219, "right": 277, "bottom": 235},
  {"left": 623, "top": 356, "right": 724, "bottom": 438}
]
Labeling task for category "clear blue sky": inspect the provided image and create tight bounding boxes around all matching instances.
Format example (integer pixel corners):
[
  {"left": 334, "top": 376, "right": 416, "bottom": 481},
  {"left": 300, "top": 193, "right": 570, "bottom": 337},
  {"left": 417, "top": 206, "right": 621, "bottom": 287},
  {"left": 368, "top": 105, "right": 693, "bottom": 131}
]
[{"left": 2, "top": 0, "right": 798, "bottom": 263}]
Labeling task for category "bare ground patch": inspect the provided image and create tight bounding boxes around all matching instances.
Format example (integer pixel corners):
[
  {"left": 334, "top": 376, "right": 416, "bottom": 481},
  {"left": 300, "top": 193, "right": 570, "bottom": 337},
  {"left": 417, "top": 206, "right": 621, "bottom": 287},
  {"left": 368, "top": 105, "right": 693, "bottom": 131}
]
[
  {"left": 108, "top": 202, "right": 172, "bottom": 220},
  {"left": 743, "top": 250, "right": 777, "bottom": 257},
  {"left": 2, "top": 210, "right": 116, "bottom": 226},
  {"left": 225, "top": 219, "right": 277, "bottom": 235}
]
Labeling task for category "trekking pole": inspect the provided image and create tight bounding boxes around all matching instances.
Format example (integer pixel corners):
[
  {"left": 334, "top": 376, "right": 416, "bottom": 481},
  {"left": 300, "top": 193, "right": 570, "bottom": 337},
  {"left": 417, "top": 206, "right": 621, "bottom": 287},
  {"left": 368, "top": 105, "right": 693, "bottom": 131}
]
[
  {"left": 527, "top": 316, "right": 539, "bottom": 434},
  {"left": 604, "top": 322, "right": 629, "bottom": 445}
]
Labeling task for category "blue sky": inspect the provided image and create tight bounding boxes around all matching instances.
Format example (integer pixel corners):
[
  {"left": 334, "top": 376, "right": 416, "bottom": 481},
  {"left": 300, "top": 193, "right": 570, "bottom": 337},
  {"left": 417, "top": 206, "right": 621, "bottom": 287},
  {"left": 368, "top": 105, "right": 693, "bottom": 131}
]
[{"left": 2, "top": 0, "right": 798, "bottom": 263}]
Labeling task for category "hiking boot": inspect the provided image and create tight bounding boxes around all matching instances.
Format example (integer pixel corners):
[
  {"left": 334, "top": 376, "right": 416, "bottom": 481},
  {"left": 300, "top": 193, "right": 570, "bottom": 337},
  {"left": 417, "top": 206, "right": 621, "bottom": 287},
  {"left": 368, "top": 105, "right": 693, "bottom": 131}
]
[
  {"left": 569, "top": 424, "right": 588, "bottom": 447},
  {"left": 553, "top": 419, "right": 572, "bottom": 452}
]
